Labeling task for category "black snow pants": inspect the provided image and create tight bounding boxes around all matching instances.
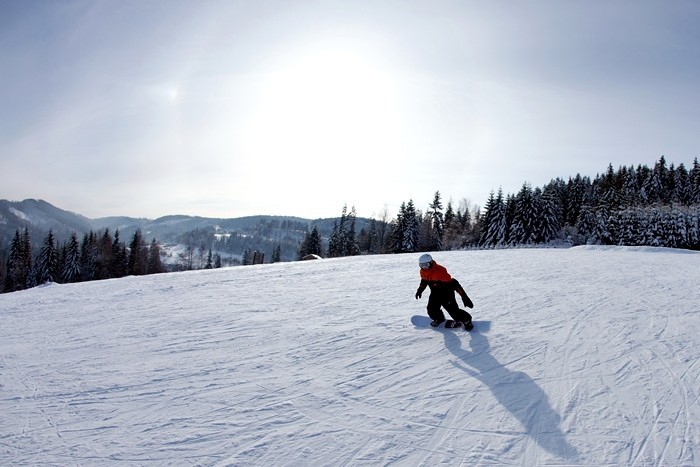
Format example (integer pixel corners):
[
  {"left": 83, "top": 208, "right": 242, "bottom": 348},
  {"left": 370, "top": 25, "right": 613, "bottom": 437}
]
[{"left": 426, "top": 285, "right": 472, "bottom": 323}]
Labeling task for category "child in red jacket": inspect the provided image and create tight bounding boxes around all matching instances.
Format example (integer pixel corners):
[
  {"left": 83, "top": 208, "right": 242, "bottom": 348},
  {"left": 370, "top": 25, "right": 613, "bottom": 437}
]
[{"left": 415, "top": 253, "right": 474, "bottom": 329}]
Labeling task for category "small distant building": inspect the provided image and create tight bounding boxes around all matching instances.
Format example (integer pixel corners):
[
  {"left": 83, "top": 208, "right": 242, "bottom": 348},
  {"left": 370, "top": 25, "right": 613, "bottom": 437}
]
[{"left": 301, "top": 254, "right": 322, "bottom": 261}]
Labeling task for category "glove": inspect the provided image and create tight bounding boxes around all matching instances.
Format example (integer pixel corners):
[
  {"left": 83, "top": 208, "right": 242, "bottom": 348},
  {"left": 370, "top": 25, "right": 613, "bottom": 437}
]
[
  {"left": 415, "top": 289, "right": 422, "bottom": 299},
  {"left": 463, "top": 297, "right": 474, "bottom": 308}
]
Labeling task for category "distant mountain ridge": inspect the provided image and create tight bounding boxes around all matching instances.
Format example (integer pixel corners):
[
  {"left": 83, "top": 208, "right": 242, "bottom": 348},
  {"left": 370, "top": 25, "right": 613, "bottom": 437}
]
[
  {"left": 0, "top": 199, "right": 359, "bottom": 262},
  {"left": 0, "top": 199, "right": 95, "bottom": 246}
]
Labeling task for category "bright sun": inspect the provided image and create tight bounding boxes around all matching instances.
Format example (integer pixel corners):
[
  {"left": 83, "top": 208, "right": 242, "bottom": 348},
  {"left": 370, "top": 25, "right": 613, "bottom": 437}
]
[{"left": 243, "top": 42, "right": 405, "bottom": 174}]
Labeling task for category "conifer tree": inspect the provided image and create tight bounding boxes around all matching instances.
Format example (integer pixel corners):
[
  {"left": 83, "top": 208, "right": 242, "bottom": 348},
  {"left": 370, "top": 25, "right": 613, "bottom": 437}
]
[
  {"left": 537, "top": 187, "right": 563, "bottom": 243},
  {"left": 299, "top": 226, "right": 322, "bottom": 258},
  {"left": 389, "top": 202, "right": 406, "bottom": 253},
  {"left": 345, "top": 207, "right": 360, "bottom": 256},
  {"left": 403, "top": 200, "right": 419, "bottom": 253},
  {"left": 327, "top": 206, "right": 349, "bottom": 257},
  {"left": 271, "top": 245, "right": 281, "bottom": 263},
  {"left": 94, "top": 229, "right": 114, "bottom": 280},
  {"left": 147, "top": 238, "right": 164, "bottom": 274},
  {"left": 128, "top": 229, "right": 148, "bottom": 275},
  {"left": 326, "top": 205, "right": 359, "bottom": 257},
  {"left": 327, "top": 221, "right": 340, "bottom": 257},
  {"left": 62, "top": 232, "right": 81, "bottom": 283},
  {"left": 444, "top": 200, "right": 455, "bottom": 232},
  {"left": 455, "top": 198, "right": 475, "bottom": 246},
  {"left": 564, "top": 175, "right": 588, "bottom": 226},
  {"left": 576, "top": 206, "right": 597, "bottom": 244},
  {"left": 428, "top": 191, "right": 444, "bottom": 251},
  {"left": 666, "top": 208, "right": 686, "bottom": 248},
  {"left": 0, "top": 250, "right": 5, "bottom": 291},
  {"left": 241, "top": 247, "right": 251, "bottom": 265},
  {"left": 691, "top": 158, "right": 700, "bottom": 204},
  {"left": 205, "top": 249, "right": 213, "bottom": 269},
  {"left": 35, "top": 230, "right": 58, "bottom": 284},
  {"left": 510, "top": 183, "right": 537, "bottom": 244},
  {"left": 4, "top": 229, "right": 31, "bottom": 292},
  {"left": 483, "top": 189, "right": 507, "bottom": 246},
  {"left": 673, "top": 163, "right": 691, "bottom": 205},
  {"left": 686, "top": 207, "right": 699, "bottom": 249},
  {"left": 479, "top": 191, "right": 498, "bottom": 246},
  {"left": 644, "top": 165, "right": 664, "bottom": 205},
  {"left": 111, "top": 230, "right": 128, "bottom": 278},
  {"left": 362, "top": 219, "right": 379, "bottom": 254},
  {"left": 620, "top": 166, "right": 639, "bottom": 207},
  {"left": 80, "top": 232, "right": 97, "bottom": 281}
]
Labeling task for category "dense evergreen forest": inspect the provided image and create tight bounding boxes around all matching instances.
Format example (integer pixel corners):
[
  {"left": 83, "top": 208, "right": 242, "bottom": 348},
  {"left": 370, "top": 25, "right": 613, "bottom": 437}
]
[
  {"left": 4, "top": 157, "right": 699, "bottom": 294},
  {"left": 2, "top": 228, "right": 166, "bottom": 293},
  {"left": 299, "top": 157, "right": 700, "bottom": 258}
]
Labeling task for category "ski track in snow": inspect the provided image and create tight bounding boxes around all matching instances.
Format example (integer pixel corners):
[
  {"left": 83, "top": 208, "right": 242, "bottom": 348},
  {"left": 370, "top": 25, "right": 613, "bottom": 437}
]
[{"left": 1, "top": 246, "right": 699, "bottom": 465}]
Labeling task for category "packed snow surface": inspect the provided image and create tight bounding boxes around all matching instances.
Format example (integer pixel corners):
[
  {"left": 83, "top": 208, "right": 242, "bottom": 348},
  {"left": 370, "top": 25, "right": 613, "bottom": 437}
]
[{"left": 1, "top": 247, "right": 698, "bottom": 466}]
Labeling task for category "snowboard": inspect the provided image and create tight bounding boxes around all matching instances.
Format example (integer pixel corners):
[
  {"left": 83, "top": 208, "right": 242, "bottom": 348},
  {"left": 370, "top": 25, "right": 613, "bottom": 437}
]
[{"left": 411, "top": 315, "right": 491, "bottom": 332}]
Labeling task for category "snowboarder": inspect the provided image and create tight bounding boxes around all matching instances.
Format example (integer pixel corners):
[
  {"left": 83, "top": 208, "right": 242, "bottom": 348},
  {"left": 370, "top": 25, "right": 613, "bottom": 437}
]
[{"left": 415, "top": 253, "right": 474, "bottom": 329}]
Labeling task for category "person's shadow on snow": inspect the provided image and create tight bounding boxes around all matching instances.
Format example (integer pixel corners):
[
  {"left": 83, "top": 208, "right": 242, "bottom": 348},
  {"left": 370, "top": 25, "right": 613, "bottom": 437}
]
[{"left": 441, "top": 330, "right": 579, "bottom": 461}]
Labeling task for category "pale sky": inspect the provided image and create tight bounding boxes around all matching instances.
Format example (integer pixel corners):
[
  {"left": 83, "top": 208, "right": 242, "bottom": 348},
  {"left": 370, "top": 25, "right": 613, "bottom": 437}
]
[{"left": 1, "top": 1, "right": 699, "bottom": 220}]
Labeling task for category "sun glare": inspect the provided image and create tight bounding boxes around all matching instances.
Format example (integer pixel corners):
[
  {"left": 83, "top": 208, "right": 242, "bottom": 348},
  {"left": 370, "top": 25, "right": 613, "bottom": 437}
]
[{"left": 243, "top": 42, "right": 405, "bottom": 178}]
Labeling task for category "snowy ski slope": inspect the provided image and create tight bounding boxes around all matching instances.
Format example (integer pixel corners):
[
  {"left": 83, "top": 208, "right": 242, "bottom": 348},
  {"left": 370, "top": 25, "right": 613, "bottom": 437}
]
[{"left": 1, "top": 246, "right": 698, "bottom": 465}]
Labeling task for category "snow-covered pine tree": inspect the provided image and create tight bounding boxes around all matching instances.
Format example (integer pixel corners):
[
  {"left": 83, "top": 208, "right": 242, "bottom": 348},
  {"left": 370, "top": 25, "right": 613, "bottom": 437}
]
[
  {"left": 657, "top": 156, "right": 672, "bottom": 204},
  {"left": 619, "top": 165, "right": 640, "bottom": 207},
  {"left": 575, "top": 205, "right": 598, "bottom": 244},
  {"left": 597, "top": 164, "right": 620, "bottom": 209},
  {"left": 482, "top": 189, "right": 506, "bottom": 247},
  {"left": 538, "top": 188, "right": 563, "bottom": 243},
  {"left": 617, "top": 209, "right": 640, "bottom": 246},
  {"left": 666, "top": 208, "right": 687, "bottom": 248},
  {"left": 564, "top": 174, "right": 589, "bottom": 227},
  {"left": 636, "top": 164, "right": 652, "bottom": 206},
  {"left": 62, "top": 232, "right": 81, "bottom": 283},
  {"left": 691, "top": 158, "right": 700, "bottom": 205},
  {"left": 510, "top": 183, "right": 537, "bottom": 245},
  {"left": 686, "top": 207, "right": 699, "bottom": 249},
  {"left": 4, "top": 229, "right": 31, "bottom": 292},
  {"left": 35, "top": 230, "right": 58, "bottom": 284},
  {"left": 592, "top": 208, "right": 612, "bottom": 245},
  {"left": 673, "top": 163, "right": 692, "bottom": 205},
  {"left": 503, "top": 194, "right": 516, "bottom": 245},
  {"left": 643, "top": 207, "right": 664, "bottom": 246},
  {"left": 403, "top": 200, "right": 419, "bottom": 253},
  {"left": 644, "top": 162, "right": 664, "bottom": 205}
]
